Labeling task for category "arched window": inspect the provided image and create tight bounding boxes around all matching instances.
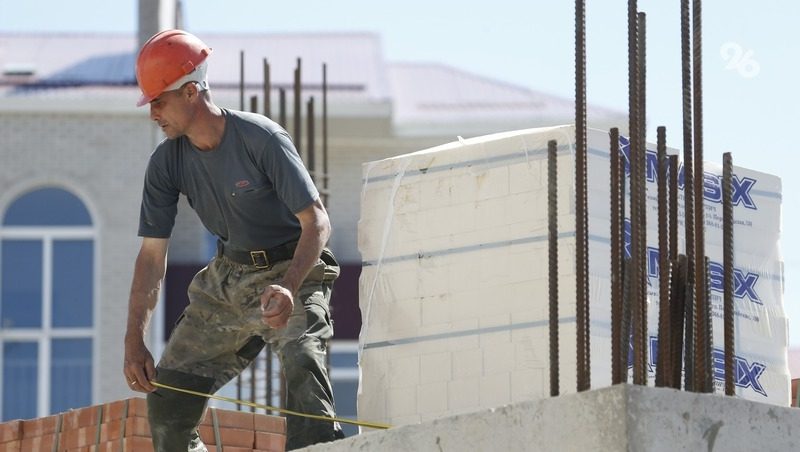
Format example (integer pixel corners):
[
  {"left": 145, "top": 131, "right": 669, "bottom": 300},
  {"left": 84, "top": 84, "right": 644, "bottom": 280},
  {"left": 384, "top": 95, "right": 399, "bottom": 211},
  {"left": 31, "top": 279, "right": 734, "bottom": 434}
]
[{"left": 1, "top": 187, "right": 95, "bottom": 420}]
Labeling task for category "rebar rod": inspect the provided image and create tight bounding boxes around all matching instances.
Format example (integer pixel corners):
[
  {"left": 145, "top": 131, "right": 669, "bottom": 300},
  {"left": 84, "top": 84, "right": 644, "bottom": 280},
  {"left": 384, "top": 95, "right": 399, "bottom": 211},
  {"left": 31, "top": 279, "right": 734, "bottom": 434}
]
[
  {"left": 704, "top": 256, "right": 714, "bottom": 392},
  {"left": 239, "top": 50, "right": 245, "bottom": 111},
  {"left": 307, "top": 97, "right": 316, "bottom": 182},
  {"left": 656, "top": 126, "right": 670, "bottom": 387},
  {"left": 262, "top": 61, "right": 275, "bottom": 411},
  {"left": 610, "top": 128, "right": 623, "bottom": 385},
  {"left": 575, "top": 0, "right": 590, "bottom": 392},
  {"left": 668, "top": 155, "right": 679, "bottom": 261},
  {"left": 668, "top": 155, "right": 681, "bottom": 389},
  {"left": 236, "top": 50, "right": 245, "bottom": 410},
  {"left": 680, "top": 0, "right": 697, "bottom": 392},
  {"left": 722, "top": 152, "right": 735, "bottom": 396},
  {"left": 635, "top": 11, "right": 648, "bottom": 385},
  {"left": 294, "top": 58, "right": 302, "bottom": 160},
  {"left": 279, "top": 88, "right": 287, "bottom": 128},
  {"left": 263, "top": 58, "right": 271, "bottom": 118},
  {"left": 692, "top": 0, "right": 710, "bottom": 393},
  {"left": 627, "top": 0, "right": 641, "bottom": 386},
  {"left": 622, "top": 257, "right": 633, "bottom": 383},
  {"left": 323, "top": 63, "right": 330, "bottom": 203},
  {"left": 548, "top": 139, "right": 560, "bottom": 397},
  {"left": 671, "top": 255, "right": 688, "bottom": 389}
]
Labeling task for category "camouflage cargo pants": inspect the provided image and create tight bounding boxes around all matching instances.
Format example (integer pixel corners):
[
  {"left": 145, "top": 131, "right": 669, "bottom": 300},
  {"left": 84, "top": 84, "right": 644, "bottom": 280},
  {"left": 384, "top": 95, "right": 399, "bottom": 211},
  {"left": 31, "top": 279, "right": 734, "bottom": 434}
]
[{"left": 147, "top": 249, "right": 341, "bottom": 451}]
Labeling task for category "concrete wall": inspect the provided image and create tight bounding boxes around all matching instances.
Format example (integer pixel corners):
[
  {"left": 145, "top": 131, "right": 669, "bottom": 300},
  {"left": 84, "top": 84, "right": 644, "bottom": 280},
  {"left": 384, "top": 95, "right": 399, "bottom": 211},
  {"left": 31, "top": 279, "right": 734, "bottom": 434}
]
[{"left": 304, "top": 384, "right": 800, "bottom": 452}]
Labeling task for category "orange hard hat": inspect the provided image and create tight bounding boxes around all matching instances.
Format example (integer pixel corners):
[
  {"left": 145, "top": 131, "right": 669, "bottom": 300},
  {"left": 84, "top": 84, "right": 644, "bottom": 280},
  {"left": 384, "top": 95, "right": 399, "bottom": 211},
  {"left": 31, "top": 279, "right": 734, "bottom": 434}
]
[{"left": 135, "top": 29, "right": 212, "bottom": 107}]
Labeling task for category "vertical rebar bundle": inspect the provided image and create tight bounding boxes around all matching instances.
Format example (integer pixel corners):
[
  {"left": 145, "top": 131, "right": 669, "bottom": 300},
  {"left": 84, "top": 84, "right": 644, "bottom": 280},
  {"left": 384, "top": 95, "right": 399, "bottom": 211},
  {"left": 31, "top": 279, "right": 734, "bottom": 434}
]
[
  {"left": 574, "top": 0, "right": 591, "bottom": 392},
  {"left": 554, "top": 0, "right": 733, "bottom": 399},
  {"left": 232, "top": 53, "right": 331, "bottom": 414},
  {"left": 627, "top": 0, "right": 649, "bottom": 386},
  {"left": 548, "top": 139, "right": 560, "bottom": 397}
]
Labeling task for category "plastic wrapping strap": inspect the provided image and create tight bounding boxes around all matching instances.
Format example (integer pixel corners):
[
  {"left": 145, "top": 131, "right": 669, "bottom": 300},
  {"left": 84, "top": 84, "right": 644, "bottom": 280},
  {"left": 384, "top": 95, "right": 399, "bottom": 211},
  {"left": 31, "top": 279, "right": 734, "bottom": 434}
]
[{"left": 357, "top": 158, "right": 412, "bottom": 359}]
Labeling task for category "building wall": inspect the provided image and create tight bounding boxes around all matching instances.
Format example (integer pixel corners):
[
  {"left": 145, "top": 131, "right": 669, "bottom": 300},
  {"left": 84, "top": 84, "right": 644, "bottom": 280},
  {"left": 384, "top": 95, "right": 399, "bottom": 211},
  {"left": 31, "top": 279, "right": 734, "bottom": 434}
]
[{"left": 0, "top": 110, "right": 155, "bottom": 406}]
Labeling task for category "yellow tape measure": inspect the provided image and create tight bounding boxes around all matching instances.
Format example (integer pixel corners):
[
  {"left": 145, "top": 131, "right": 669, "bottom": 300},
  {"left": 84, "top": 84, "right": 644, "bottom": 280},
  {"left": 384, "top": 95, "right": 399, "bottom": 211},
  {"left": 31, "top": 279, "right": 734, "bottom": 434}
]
[{"left": 150, "top": 381, "right": 391, "bottom": 430}]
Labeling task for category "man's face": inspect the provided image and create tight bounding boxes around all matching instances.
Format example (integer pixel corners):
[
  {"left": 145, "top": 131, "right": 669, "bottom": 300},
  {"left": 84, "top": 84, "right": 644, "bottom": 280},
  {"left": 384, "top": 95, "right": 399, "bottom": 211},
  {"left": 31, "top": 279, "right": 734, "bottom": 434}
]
[{"left": 148, "top": 86, "right": 191, "bottom": 139}]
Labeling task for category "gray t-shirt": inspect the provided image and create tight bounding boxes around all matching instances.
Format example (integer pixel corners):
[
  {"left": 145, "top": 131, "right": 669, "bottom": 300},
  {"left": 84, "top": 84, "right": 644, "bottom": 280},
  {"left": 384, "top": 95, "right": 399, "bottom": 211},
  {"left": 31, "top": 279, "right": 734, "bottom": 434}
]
[{"left": 138, "top": 108, "right": 319, "bottom": 251}]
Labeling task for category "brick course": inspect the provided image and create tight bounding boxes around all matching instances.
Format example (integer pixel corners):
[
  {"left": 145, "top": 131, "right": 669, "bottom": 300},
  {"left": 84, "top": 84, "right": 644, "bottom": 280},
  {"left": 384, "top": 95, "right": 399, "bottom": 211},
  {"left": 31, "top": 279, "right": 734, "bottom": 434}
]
[{"left": 0, "top": 397, "right": 286, "bottom": 452}]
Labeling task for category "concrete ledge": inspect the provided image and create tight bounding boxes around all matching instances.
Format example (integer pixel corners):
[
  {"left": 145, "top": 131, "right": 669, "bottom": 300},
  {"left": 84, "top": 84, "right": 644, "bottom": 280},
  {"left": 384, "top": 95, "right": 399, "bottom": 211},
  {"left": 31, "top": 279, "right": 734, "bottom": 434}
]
[{"left": 303, "top": 384, "right": 800, "bottom": 451}]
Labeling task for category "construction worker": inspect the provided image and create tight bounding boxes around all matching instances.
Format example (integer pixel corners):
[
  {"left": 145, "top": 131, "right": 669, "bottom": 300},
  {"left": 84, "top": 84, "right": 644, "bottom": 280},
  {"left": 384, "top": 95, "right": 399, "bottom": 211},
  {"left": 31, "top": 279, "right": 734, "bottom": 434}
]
[{"left": 122, "top": 29, "right": 344, "bottom": 451}]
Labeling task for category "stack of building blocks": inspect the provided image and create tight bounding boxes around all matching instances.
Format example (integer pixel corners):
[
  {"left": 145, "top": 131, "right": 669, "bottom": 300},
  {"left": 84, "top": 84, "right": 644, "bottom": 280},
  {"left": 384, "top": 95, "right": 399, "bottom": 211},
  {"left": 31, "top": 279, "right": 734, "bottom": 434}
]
[
  {"left": 357, "top": 125, "right": 790, "bottom": 427},
  {"left": 0, "top": 398, "right": 286, "bottom": 451}
]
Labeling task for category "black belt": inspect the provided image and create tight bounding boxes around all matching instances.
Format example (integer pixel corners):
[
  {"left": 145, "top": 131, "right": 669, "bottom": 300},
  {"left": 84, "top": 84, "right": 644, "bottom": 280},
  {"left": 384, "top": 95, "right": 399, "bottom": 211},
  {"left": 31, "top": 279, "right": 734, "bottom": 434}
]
[{"left": 217, "top": 240, "right": 298, "bottom": 268}]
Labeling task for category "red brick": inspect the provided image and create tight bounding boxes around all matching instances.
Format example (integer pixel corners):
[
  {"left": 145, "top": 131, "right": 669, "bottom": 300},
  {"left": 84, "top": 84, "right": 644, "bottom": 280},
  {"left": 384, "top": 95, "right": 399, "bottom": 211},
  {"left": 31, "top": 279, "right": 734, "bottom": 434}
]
[
  {"left": 255, "top": 431, "right": 286, "bottom": 452},
  {"left": 0, "top": 420, "right": 22, "bottom": 443},
  {"left": 103, "top": 397, "right": 148, "bottom": 421},
  {"left": 253, "top": 414, "right": 286, "bottom": 434},
  {"left": 206, "top": 446, "right": 255, "bottom": 452},
  {"left": 63, "top": 447, "right": 93, "bottom": 452},
  {"left": 61, "top": 425, "right": 98, "bottom": 449},
  {"left": 21, "top": 433, "right": 57, "bottom": 451},
  {"left": 63, "top": 405, "right": 103, "bottom": 430},
  {"left": 0, "top": 440, "right": 21, "bottom": 452},
  {"left": 96, "top": 416, "right": 151, "bottom": 443},
  {"left": 21, "top": 414, "right": 61, "bottom": 438},
  {"left": 201, "top": 408, "right": 255, "bottom": 431},
  {"left": 94, "top": 436, "right": 154, "bottom": 452},
  {"left": 198, "top": 426, "right": 254, "bottom": 448}
]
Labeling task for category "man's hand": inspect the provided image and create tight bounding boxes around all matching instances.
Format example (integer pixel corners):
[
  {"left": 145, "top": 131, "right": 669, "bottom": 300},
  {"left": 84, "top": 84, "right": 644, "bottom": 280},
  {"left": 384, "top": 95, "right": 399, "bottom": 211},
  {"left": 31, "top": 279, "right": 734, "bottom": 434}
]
[
  {"left": 123, "top": 337, "right": 157, "bottom": 393},
  {"left": 261, "top": 284, "right": 294, "bottom": 328}
]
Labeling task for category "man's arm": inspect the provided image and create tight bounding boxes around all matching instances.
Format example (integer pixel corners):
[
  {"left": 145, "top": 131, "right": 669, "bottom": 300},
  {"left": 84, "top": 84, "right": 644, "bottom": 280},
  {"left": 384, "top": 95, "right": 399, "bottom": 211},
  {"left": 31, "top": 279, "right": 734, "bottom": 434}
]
[
  {"left": 261, "top": 197, "right": 331, "bottom": 328},
  {"left": 123, "top": 237, "right": 169, "bottom": 392}
]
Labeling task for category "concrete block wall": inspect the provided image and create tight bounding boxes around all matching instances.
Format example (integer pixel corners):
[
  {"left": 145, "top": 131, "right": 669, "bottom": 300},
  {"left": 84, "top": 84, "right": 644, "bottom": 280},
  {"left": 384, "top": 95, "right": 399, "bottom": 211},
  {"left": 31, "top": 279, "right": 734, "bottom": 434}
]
[
  {"left": 357, "top": 126, "right": 583, "bottom": 427},
  {"left": 356, "top": 125, "right": 789, "bottom": 428}
]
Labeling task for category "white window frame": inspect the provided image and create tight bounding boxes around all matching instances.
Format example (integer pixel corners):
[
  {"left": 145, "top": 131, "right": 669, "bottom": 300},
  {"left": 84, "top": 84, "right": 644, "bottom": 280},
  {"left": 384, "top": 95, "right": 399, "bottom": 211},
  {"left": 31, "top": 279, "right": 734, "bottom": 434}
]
[{"left": 0, "top": 224, "right": 98, "bottom": 419}]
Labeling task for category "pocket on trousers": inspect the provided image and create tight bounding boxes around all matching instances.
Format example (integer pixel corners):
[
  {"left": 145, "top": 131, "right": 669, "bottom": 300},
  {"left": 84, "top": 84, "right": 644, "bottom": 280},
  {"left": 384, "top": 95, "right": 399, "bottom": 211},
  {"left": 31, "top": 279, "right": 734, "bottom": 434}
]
[{"left": 235, "top": 336, "right": 266, "bottom": 360}]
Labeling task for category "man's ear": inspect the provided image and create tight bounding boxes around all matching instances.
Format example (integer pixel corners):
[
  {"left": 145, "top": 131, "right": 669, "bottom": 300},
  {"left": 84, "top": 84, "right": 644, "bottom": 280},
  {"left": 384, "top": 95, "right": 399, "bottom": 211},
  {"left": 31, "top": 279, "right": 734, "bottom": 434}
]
[{"left": 182, "top": 82, "right": 199, "bottom": 102}]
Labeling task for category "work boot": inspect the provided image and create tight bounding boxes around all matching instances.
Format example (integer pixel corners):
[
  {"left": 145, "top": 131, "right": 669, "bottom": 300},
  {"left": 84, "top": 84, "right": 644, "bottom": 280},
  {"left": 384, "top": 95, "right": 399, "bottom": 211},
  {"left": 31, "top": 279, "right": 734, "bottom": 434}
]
[{"left": 188, "top": 430, "right": 208, "bottom": 452}]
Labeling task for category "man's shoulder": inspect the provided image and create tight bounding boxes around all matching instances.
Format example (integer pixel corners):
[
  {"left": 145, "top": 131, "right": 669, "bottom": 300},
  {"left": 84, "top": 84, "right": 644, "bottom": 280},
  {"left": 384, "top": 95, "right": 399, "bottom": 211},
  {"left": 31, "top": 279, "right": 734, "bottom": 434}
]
[
  {"left": 149, "top": 137, "right": 181, "bottom": 162},
  {"left": 226, "top": 108, "right": 284, "bottom": 138}
]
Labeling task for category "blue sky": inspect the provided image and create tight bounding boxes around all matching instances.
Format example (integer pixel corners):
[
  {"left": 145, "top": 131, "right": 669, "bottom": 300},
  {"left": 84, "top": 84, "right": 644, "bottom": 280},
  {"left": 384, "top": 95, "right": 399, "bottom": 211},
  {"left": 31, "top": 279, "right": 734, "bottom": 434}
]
[{"left": 2, "top": 0, "right": 798, "bottom": 346}]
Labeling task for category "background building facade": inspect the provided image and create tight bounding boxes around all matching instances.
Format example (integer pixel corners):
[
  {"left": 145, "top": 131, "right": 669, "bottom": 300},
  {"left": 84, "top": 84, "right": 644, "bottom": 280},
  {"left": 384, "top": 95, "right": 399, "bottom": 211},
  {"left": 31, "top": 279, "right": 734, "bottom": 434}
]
[{"left": 0, "top": 25, "right": 626, "bottom": 430}]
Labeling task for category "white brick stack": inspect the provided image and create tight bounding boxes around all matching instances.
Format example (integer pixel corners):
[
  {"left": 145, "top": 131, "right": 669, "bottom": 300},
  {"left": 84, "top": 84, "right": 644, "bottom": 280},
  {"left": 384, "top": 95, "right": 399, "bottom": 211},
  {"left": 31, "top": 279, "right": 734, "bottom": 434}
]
[{"left": 356, "top": 125, "right": 789, "bottom": 428}]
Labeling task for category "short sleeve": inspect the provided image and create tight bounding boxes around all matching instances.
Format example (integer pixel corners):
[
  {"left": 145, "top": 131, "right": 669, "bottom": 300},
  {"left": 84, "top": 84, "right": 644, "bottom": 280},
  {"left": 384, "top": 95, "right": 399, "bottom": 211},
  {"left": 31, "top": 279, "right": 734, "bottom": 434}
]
[{"left": 137, "top": 150, "right": 180, "bottom": 238}]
